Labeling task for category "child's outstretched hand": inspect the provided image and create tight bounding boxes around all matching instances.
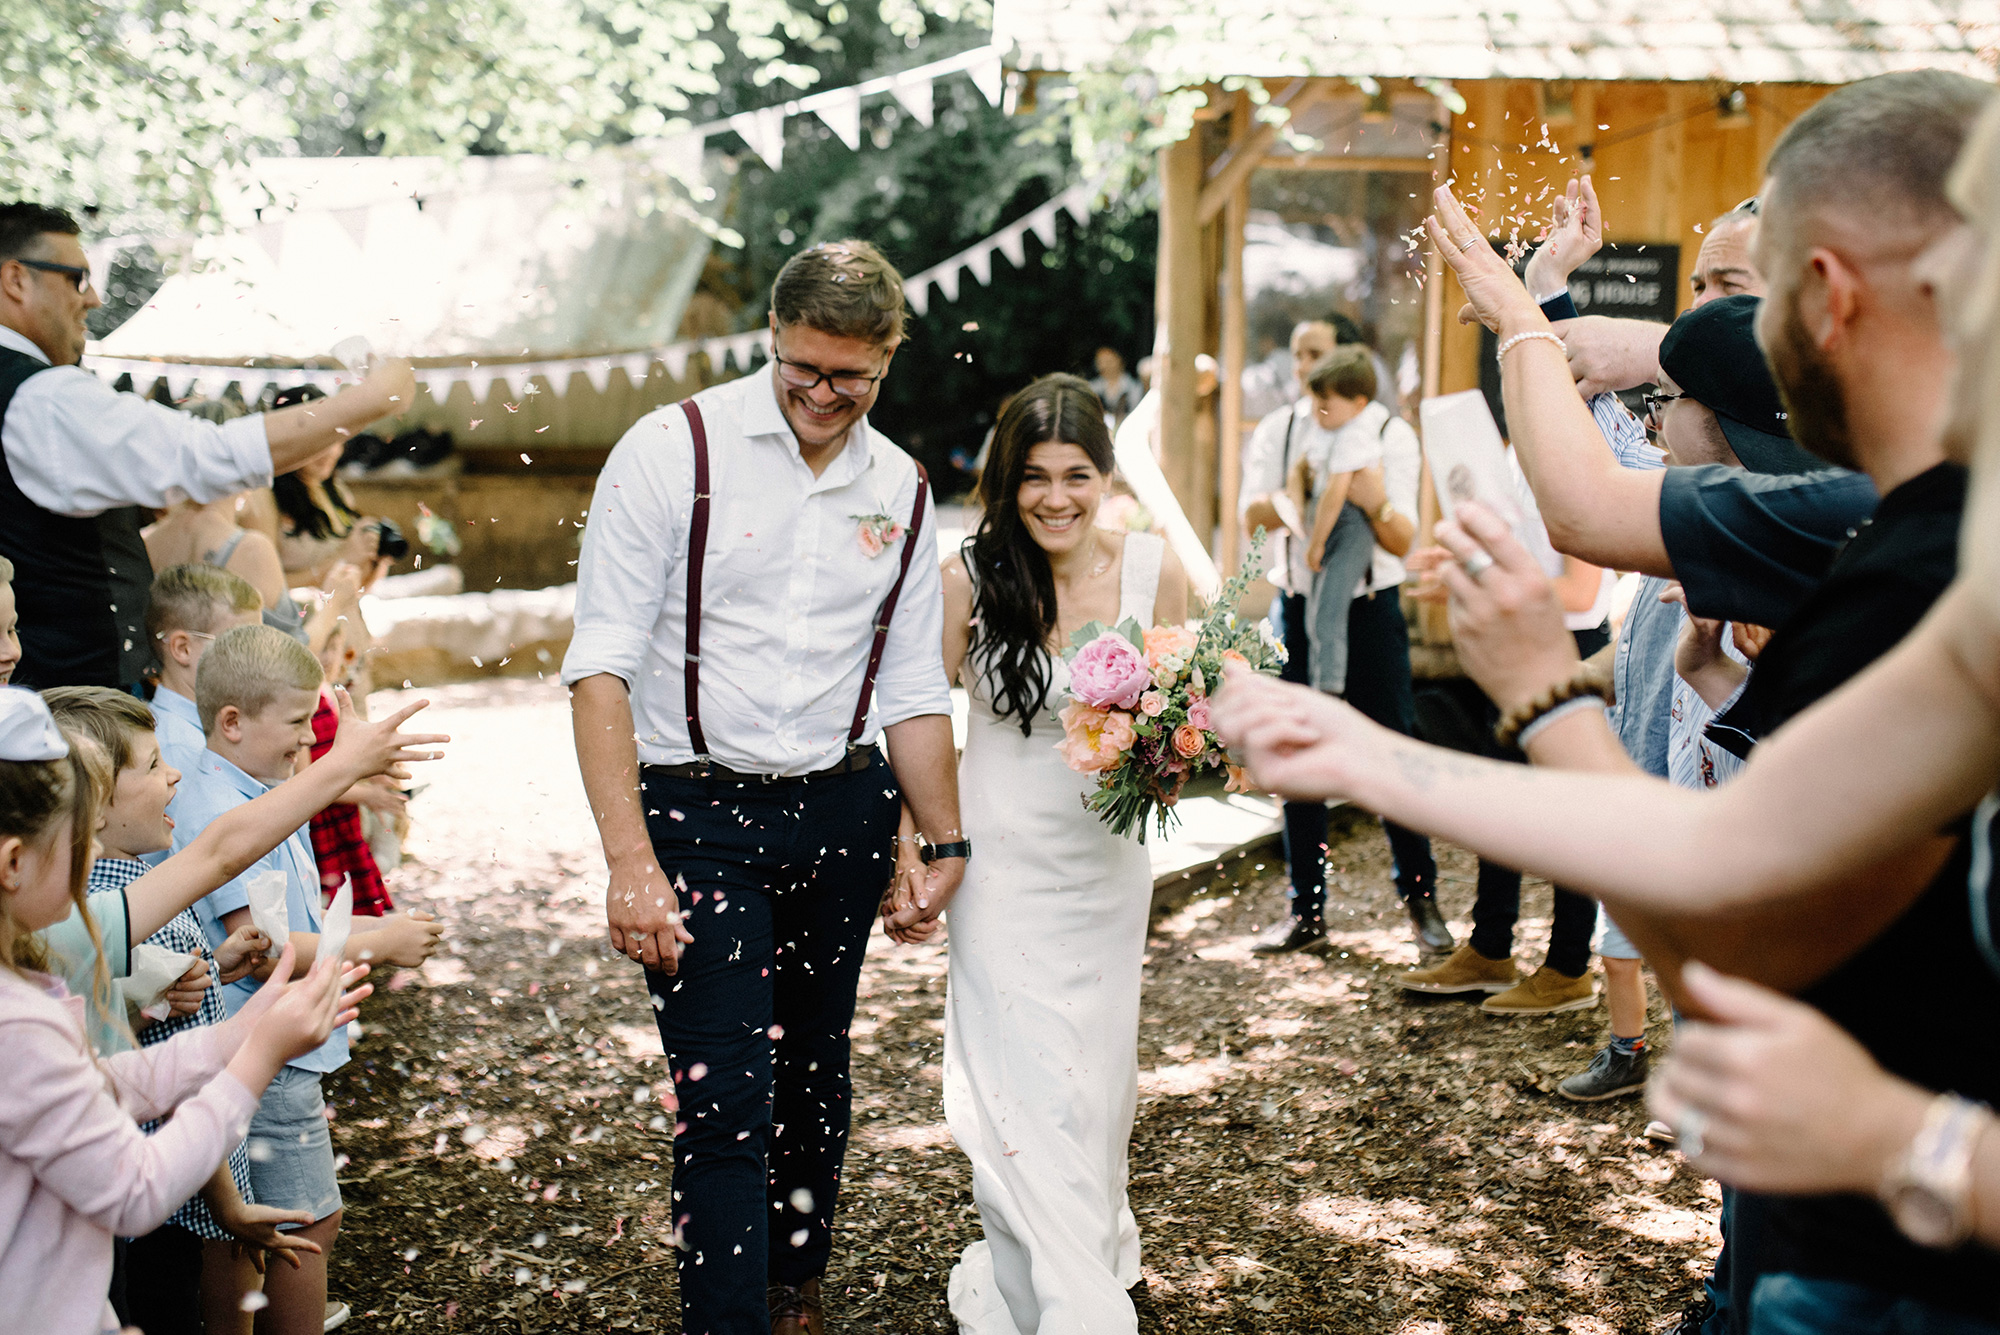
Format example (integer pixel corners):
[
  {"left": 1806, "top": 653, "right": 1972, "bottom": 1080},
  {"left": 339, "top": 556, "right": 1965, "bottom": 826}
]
[
  {"left": 213, "top": 925, "right": 271, "bottom": 985},
  {"left": 323, "top": 687, "right": 450, "bottom": 786},
  {"left": 353, "top": 909, "right": 444, "bottom": 968},
  {"left": 219, "top": 1200, "right": 321, "bottom": 1273},
  {"left": 228, "top": 946, "right": 374, "bottom": 1084}
]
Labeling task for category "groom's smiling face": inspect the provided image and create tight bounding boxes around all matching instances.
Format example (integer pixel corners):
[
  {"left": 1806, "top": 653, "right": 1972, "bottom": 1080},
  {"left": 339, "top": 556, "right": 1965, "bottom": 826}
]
[{"left": 767, "top": 318, "right": 899, "bottom": 455}]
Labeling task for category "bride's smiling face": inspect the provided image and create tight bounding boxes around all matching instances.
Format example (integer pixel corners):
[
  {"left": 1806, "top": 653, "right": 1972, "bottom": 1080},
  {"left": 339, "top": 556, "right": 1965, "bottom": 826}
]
[{"left": 1017, "top": 441, "right": 1106, "bottom": 555}]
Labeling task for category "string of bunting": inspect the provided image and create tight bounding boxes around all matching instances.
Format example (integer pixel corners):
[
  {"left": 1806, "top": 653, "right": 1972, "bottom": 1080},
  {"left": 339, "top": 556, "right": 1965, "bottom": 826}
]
[{"left": 85, "top": 178, "right": 1100, "bottom": 402}]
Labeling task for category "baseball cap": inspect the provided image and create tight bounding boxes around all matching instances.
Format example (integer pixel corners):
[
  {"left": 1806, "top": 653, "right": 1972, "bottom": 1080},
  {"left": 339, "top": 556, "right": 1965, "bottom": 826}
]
[{"left": 1657, "top": 294, "right": 1826, "bottom": 476}]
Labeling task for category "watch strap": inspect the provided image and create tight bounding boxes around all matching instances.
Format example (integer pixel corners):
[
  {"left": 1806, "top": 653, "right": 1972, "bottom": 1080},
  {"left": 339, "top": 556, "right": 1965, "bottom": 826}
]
[
  {"left": 1883, "top": 1092, "right": 1990, "bottom": 1248},
  {"left": 921, "top": 840, "right": 971, "bottom": 864}
]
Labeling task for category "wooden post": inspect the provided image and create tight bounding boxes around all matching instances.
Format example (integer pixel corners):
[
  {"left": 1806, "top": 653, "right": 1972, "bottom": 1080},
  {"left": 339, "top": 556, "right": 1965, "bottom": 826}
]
[
  {"left": 1153, "top": 133, "right": 1206, "bottom": 527},
  {"left": 1217, "top": 95, "right": 1252, "bottom": 577}
]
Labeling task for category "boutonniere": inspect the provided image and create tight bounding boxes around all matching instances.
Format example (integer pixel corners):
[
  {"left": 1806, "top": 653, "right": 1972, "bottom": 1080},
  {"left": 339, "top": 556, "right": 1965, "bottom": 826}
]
[{"left": 852, "top": 511, "right": 906, "bottom": 558}]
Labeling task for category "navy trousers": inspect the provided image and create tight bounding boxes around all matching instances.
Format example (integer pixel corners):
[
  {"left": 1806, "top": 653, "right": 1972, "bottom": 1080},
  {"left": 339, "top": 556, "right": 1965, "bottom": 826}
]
[
  {"left": 1279, "top": 589, "right": 1439, "bottom": 923},
  {"left": 640, "top": 752, "right": 901, "bottom": 1335}
]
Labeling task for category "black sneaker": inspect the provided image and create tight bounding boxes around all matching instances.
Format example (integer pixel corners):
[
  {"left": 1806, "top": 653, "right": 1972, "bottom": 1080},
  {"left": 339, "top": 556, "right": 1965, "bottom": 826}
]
[
  {"left": 1557, "top": 1044, "right": 1648, "bottom": 1102},
  {"left": 1660, "top": 1293, "right": 1715, "bottom": 1335},
  {"left": 1406, "top": 894, "right": 1454, "bottom": 955},
  {"left": 1250, "top": 915, "right": 1329, "bottom": 956}
]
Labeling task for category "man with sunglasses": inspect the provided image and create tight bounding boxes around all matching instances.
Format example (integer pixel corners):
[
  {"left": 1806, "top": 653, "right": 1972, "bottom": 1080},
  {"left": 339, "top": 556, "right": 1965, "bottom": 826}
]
[
  {"left": 0, "top": 201, "right": 417, "bottom": 689},
  {"left": 565, "top": 240, "right": 961, "bottom": 1335}
]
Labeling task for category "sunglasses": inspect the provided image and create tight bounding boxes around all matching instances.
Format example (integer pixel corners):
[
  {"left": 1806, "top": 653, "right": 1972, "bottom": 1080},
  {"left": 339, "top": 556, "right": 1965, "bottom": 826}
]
[{"left": 14, "top": 257, "right": 93, "bottom": 295}]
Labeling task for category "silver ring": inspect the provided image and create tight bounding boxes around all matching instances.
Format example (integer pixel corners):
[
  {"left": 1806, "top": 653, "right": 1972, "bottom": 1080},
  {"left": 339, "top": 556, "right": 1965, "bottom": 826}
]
[
  {"left": 1459, "top": 550, "right": 1495, "bottom": 579},
  {"left": 1458, "top": 236, "right": 1479, "bottom": 252},
  {"left": 1677, "top": 1107, "right": 1707, "bottom": 1159}
]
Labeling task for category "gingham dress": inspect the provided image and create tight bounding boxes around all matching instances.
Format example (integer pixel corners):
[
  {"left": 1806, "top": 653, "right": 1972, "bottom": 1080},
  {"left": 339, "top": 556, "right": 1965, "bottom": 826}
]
[{"left": 91, "top": 857, "right": 255, "bottom": 1240}]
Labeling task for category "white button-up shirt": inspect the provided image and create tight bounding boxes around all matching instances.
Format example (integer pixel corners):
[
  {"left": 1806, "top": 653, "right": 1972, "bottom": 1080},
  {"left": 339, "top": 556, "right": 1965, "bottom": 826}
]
[
  {"left": 0, "top": 325, "right": 273, "bottom": 516},
  {"left": 561, "top": 370, "right": 951, "bottom": 775},
  {"left": 1240, "top": 397, "right": 1399, "bottom": 595}
]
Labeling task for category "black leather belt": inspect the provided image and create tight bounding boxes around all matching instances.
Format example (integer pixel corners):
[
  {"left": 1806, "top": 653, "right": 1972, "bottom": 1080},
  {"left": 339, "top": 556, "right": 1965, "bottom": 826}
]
[{"left": 644, "top": 746, "right": 879, "bottom": 785}]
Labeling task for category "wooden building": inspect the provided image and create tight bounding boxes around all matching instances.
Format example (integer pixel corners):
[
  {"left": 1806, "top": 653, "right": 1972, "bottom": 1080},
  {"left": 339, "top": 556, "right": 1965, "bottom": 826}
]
[{"left": 993, "top": 1, "right": 1997, "bottom": 578}]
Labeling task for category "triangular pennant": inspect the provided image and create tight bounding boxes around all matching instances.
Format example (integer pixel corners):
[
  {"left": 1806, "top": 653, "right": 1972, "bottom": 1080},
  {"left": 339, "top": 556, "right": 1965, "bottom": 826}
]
[
  {"left": 661, "top": 345, "right": 692, "bottom": 381},
  {"left": 729, "top": 106, "right": 786, "bottom": 170},
  {"left": 164, "top": 368, "right": 199, "bottom": 399},
  {"left": 465, "top": 370, "right": 501, "bottom": 403},
  {"left": 237, "top": 373, "right": 274, "bottom": 404},
  {"left": 906, "top": 280, "right": 930, "bottom": 318},
  {"left": 582, "top": 360, "right": 614, "bottom": 393},
  {"left": 416, "top": 371, "right": 451, "bottom": 402},
  {"left": 812, "top": 90, "right": 862, "bottom": 151},
  {"left": 1029, "top": 206, "right": 1059, "bottom": 249},
  {"left": 966, "top": 247, "right": 992, "bottom": 287},
  {"left": 890, "top": 76, "right": 934, "bottom": 128},
  {"left": 329, "top": 206, "right": 370, "bottom": 251},
  {"left": 968, "top": 51, "right": 1004, "bottom": 107},
  {"left": 623, "top": 354, "right": 654, "bottom": 384},
  {"left": 729, "top": 332, "right": 765, "bottom": 371},
  {"left": 934, "top": 265, "right": 961, "bottom": 304},
  {"left": 1061, "top": 186, "right": 1091, "bottom": 225},
  {"left": 995, "top": 225, "right": 1027, "bottom": 269}
]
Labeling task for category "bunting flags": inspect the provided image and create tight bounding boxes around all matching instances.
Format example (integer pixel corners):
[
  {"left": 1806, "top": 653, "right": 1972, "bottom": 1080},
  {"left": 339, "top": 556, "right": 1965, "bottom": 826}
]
[{"left": 82, "top": 176, "right": 1103, "bottom": 401}]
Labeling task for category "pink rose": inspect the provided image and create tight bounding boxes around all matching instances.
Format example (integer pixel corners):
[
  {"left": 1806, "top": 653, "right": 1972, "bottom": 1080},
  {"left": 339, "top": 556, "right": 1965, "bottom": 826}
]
[
  {"left": 1057, "top": 702, "right": 1137, "bottom": 773},
  {"left": 1171, "top": 722, "right": 1206, "bottom": 760},
  {"left": 858, "top": 526, "right": 885, "bottom": 558},
  {"left": 1143, "top": 623, "right": 1198, "bottom": 671},
  {"left": 1069, "top": 630, "right": 1152, "bottom": 710},
  {"left": 1138, "top": 690, "right": 1167, "bottom": 717},
  {"left": 1185, "top": 694, "right": 1212, "bottom": 732}
]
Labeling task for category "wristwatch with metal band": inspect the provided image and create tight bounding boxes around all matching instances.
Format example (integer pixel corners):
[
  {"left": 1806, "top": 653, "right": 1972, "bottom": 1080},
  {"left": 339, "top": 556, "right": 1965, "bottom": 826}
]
[
  {"left": 1881, "top": 1092, "right": 1992, "bottom": 1248},
  {"left": 1374, "top": 498, "right": 1398, "bottom": 526},
  {"left": 921, "top": 840, "right": 971, "bottom": 863}
]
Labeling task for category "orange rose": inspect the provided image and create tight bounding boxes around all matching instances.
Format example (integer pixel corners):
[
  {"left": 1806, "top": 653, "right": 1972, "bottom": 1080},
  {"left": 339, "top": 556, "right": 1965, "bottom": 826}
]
[
  {"left": 1170, "top": 722, "right": 1205, "bottom": 760},
  {"left": 1143, "top": 623, "right": 1198, "bottom": 670}
]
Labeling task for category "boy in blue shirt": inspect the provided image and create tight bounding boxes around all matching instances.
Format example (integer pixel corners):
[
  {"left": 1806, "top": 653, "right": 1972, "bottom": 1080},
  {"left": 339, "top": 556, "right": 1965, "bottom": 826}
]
[{"left": 173, "top": 624, "right": 444, "bottom": 1333}]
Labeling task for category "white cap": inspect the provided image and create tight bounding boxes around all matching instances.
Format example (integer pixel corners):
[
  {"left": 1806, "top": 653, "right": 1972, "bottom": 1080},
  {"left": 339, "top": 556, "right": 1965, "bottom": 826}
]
[{"left": 0, "top": 688, "right": 69, "bottom": 762}]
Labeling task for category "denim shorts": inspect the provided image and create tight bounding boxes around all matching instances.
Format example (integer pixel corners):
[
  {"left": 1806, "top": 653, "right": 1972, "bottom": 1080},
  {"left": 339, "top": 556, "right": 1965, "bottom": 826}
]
[
  {"left": 245, "top": 1066, "right": 342, "bottom": 1224},
  {"left": 1595, "top": 904, "right": 1641, "bottom": 961}
]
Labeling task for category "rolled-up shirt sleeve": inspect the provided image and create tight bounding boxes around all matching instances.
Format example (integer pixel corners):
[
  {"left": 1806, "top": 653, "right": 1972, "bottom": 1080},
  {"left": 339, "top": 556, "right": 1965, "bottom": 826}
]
[
  {"left": 870, "top": 491, "right": 952, "bottom": 729},
  {"left": 4, "top": 367, "right": 273, "bottom": 516},
  {"left": 561, "top": 418, "right": 683, "bottom": 690}
]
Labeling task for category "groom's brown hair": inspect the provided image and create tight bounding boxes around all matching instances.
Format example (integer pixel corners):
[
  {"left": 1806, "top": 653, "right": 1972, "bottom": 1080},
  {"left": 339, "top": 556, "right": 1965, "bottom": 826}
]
[{"left": 771, "top": 239, "right": 906, "bottom": 345}]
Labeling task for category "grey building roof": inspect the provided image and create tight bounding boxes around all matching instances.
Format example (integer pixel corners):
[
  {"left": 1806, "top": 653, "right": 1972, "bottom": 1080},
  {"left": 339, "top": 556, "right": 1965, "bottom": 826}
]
[{"left": 993, "top": 0, "right": 2000, "bottom": 84}]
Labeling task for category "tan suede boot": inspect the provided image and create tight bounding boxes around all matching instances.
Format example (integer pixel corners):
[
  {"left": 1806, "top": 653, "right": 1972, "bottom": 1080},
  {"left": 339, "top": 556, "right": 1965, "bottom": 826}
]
[
  {"left": 1397, "top": 943, "right": 1518, "bottom": 994},
  {"left": 1480, "top": 965, "right": 1598, "bottom": 1015}
]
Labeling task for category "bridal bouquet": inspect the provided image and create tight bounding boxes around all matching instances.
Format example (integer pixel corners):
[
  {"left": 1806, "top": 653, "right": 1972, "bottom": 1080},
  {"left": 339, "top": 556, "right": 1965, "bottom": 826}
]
[{"left": 1055, "top": 537, "right": 1286, "bottom": 841}]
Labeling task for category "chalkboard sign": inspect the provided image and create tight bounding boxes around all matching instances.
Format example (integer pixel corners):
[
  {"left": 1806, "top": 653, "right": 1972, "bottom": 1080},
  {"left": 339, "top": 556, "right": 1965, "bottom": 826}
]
[{"left": 1478, "top": 241, "right": 1681, "bottom": 435}]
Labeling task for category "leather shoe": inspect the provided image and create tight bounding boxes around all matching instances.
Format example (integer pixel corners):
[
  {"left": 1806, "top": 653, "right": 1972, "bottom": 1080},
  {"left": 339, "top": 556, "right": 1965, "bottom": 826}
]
[
  {"left": 1250, "top": 915, "right": 1329, "bottom": 956},
  {"left": 1406, "top": 895, "right": 1454, "bottom": 955},
  {"left": 769, "top": 1278, "right": 824, "bottom": 1335}
]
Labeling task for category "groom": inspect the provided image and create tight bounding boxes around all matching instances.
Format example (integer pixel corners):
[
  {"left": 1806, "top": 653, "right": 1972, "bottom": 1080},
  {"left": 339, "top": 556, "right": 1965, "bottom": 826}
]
[{"left": 564, "top": 239, "right": 966, "bottom": 1335}]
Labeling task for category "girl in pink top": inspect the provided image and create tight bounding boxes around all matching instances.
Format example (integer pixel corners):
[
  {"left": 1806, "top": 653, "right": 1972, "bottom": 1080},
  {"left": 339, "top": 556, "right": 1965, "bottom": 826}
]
[{"left": 0, "top": 688, "right": 372, "bottom": 1335}]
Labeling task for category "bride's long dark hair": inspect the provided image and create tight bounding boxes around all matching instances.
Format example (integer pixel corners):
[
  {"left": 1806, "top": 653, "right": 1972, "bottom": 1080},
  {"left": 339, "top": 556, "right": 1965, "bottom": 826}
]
[{"left": 968, "top": 373, "right": 1117, "bottom": 735}]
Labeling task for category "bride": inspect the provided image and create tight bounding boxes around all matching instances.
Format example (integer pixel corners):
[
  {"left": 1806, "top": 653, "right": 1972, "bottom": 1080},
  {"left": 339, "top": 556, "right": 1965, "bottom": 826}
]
[{"left": 891, "top": 372, "right": 1187, "bottom": 1334}]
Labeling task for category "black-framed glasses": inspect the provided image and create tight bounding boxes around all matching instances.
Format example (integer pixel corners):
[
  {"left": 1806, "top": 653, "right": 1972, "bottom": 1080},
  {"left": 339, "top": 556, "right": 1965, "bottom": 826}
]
[
  {"left": 1642, "top": 389, "right": 1685, "bottom": 422},
  {"left": 13, "top": 258, "right": 92, "bottom": 295},
  {"left": 773, "top": 349, "right": 888, "bottom": 399},
  {"left": 1732, "top": 195, "right": 1761, "bottom": 216}
]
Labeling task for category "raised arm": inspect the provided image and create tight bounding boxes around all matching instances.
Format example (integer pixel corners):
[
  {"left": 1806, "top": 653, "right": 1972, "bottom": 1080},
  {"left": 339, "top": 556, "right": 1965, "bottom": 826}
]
[{"left": 1429, "top": 183, "right": 1675, "bottom": 576}]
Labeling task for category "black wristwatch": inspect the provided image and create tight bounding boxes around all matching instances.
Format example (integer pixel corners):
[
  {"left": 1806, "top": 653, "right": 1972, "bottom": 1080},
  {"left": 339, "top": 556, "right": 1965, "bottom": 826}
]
[{"left": 921, "top": 840, "right": 971, "bottom": 864}]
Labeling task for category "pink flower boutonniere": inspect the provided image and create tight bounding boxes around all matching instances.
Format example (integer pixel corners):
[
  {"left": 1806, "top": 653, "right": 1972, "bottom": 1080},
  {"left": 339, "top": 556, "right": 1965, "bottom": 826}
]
[{"left": 853, "top": 512, "right": 906, "bottom": 558}]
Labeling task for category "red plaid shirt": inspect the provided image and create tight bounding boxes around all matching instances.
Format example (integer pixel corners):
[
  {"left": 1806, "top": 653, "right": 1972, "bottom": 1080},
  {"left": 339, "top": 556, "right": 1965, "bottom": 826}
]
[{"left": 309, "top": 689, "right": 394, "bottom": 916}]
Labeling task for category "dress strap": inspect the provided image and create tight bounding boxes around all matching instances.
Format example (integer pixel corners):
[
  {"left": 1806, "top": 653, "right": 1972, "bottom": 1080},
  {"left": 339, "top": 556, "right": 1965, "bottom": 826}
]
[
  {"left": 679, "top": 399, "right": 712, "bottom": 760},
  {"left": 1116, "top": 530, "right": 1165, "bottom": 629},
  {"left": 202, "top": 527, "right": 246, "bottom": 570}
]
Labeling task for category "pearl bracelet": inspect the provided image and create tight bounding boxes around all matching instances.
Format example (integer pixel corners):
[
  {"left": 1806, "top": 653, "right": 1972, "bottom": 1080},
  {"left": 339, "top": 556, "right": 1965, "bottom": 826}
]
[{"left": 1496, "top": 329, "right": 1566, "bottom": 364}]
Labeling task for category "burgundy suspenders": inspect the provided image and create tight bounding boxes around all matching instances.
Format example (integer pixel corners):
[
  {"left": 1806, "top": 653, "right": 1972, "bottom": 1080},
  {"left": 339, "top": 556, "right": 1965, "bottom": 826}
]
[{"left": 676, "top": 398, "right": 930, "bottom": 764}]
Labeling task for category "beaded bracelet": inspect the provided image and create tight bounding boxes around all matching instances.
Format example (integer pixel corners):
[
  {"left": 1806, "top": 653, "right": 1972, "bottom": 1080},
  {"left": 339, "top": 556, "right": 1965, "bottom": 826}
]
[
  {"left": 1493, "top": 669, "right": 1614, "bottom": 750},
  {"left": 1496, "top": 329, "right": 1566, "bottom": 364}
]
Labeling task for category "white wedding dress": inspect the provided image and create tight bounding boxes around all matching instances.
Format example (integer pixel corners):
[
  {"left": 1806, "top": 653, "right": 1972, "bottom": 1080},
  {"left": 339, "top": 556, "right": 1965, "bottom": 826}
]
[{"left": 944, "top": 531, "right": 1163, "bottom": 1335}]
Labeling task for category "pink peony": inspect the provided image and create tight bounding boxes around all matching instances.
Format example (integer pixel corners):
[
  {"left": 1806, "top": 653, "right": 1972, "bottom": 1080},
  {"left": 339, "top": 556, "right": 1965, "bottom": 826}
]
[
  {"left": 1143, "top": 623, "right": 1198, "bottom": 671},
  {"left": 1057, "top": 701, "right": 1137, "bottom": 773},
  {"left": 1185, "top": 694, "right": 1212, "bottom": 732},
  {"left": 1171, "top": 722, "right": 1206, "bottom": 760},
  {"left": 1069, "top": 630, "right": 1152, "bottom": 710},
  {"left": 1138, "top": 690, "right": 1167, "bottom": 717}
]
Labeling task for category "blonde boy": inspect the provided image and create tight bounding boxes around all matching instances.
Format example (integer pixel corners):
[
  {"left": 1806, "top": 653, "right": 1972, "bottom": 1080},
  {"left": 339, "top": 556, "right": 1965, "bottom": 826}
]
[
  {"left": 173, "top": 624, "right": 443, "bottom": 1332},
  {"left": 146, "top": 563, "right": 264, "bottom": 780}
]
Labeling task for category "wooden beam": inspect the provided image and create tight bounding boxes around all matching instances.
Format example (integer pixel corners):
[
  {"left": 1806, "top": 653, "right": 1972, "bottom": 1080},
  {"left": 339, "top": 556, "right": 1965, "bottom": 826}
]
[
  {"left": 1154, "top": 133, "right": 1206, "bottom": 529},
  {"left": 1254, "top": 154, "right": 1436, "bottom": 175},
  {"left": 1217, "top": 92, "right": 1250, "bottom": 578},
  {"left": 1196, "top": 79, "right": 1323, "bottom": 224}
]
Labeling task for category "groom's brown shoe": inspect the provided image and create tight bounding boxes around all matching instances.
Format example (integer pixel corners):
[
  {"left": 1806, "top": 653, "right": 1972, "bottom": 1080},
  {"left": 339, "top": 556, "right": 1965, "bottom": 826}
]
[{"left": 769, "top": 1278, "right": 825, "bottom": 1335}]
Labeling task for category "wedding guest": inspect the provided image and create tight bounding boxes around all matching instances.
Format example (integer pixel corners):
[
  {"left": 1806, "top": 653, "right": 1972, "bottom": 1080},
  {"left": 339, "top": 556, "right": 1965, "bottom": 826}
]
[
  {"left": 1088, "top": 346, "right": 1142, "bottom": 426},
  {"left": 174, "top": 626, "right": 445, "bottom": 1333},
  {"left": 0, "top": 686, "right": 370, "bottom": 1335},
  {"left": 145, "top": 565, "right": 265, "bottom": 781},
  {"left": 0, "top": 556, "right": 20, "bottom": 686},
  {"left": 144, "top": 493, "right": 309, "bottom": 643},
  {"left": 1239, "top": 321, "right": 1450, "bottom": 957},
  {"left": 262, "top": 386, "right": 392, "bottom": 593},
  {"left": 0, "top": 203, "right": 414, "bottom": 689},
  {"left": 564, "top": 239, "right": 963, "bottom": 1335},
  {"left": 41, "top": 687, "right": 311, "bottom": 1335}
]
